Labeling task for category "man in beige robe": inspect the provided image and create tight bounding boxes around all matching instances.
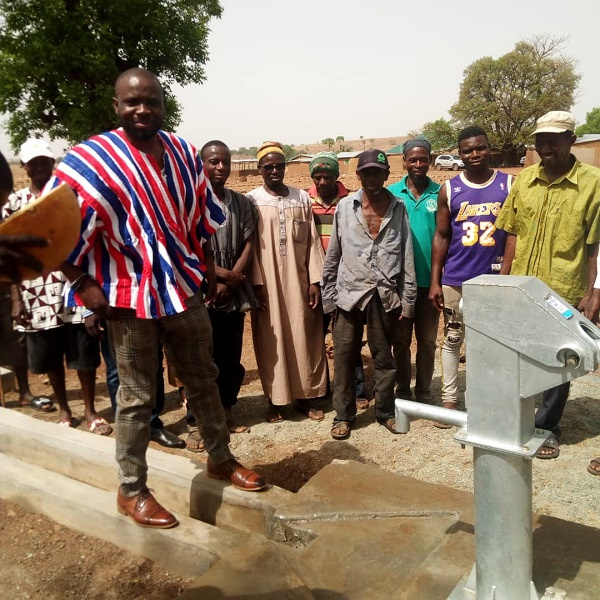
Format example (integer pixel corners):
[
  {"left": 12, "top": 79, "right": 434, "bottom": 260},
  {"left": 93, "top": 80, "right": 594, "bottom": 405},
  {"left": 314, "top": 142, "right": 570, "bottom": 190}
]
[{"left": 247, "top": 142, "right": 327, "bottom": 422}]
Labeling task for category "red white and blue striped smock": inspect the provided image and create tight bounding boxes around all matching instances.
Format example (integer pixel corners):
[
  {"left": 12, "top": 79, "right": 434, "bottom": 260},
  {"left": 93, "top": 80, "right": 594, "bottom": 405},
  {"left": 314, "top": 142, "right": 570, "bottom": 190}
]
[{"left": 55, "top": 128, "right": 225, "bottom": 319}]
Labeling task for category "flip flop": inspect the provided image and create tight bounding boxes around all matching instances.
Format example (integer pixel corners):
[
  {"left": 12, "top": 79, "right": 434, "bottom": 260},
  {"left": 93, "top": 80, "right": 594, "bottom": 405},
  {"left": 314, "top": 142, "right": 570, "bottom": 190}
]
[
  {"left": 356, "top": 398, "right": 370, "bottom": 411},
  {"left": 536, "top": 435, "right": 560, "bottom": 460},
  {"left": 378, "top": 418, "right": 402, "bottom": 435},
  {"left": 266, "top": 405, "right": 284, "bottom": 423},
  {"left": 331, "top": 421, "right": 351, "bottom": 440},
  {"left": 293, "top": 401, "right": 325, "bottom": 422},
  {"left": 24, "top": 396, "right": 54, "bottom": 412},
  {"left": 58, "top": 417, "right": 79, "bottom": 428},
  {"left": 88, "top": 417, "right": 113, "bottom": 436},
  {"left": 186, "top": 427, "right": 205, "bottom": 452},
  {"left": 227, "top": 419, "right": 250, "bottom": 434},
  {"left": 587, "top": 457, "right": 600, "bottom": 476}
]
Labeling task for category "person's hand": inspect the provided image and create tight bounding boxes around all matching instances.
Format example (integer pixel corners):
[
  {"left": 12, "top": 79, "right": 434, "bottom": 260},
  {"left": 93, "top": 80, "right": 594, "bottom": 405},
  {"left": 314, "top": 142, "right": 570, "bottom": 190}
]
[
  {"left": 75, "top": 277, "right": 114, "bottom": 320},
  {"left": 578, "top": 290, "right": 600, "bottom": 324},
  {"left": 204, "top": 275, "right": 217, "bottom": 305},
  {"left": 0, "top": 235, "right": 48, "bottom": 282},
  {"left": 429, "top": 283, "right": 444, "bottom": 312},
  {"left": 84, "top": 313, "right": 105, "bottom": 338},
  {"left": 308, "top": 284, "right": 321, "bottom": 309},
  {"left": 11, "top": 297, "right": 30, "bottom": 327},
  {"left": 253, "top": 285, "right": 267, "bottom": 311},
  {"left": 214, "top": 283, "right": 230, "bottom": 306},
  {"left": 220, "top": 269, "right": 245, "bottom": 289}
]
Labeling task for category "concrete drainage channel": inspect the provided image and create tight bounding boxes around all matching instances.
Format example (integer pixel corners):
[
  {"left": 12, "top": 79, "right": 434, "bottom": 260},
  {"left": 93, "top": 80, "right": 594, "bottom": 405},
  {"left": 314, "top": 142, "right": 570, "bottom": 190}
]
[{"left": 1, "top": 408, "right": 598, "bottom": 599}]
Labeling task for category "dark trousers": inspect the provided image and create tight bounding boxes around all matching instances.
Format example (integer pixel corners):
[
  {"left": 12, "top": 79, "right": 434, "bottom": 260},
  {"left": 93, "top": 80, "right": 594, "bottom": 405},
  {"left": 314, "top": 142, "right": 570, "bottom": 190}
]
[
  {"left": 100, "top": 330, "right": 166, "bottom": 431},
  {"left": 394, "top": 287, "right": 440, "bottom": 401},
  {"left": 535, "top": 382, "right": 570, "bottom": 436},
  {"left": 208, "top": 309, "right": 246, "bottom": 410},
  {"left": 332, "top": 294, "right": 399, "bottom": 423},
  {"left": 323, "top": 312, "right": 365, "bottom": 397}
]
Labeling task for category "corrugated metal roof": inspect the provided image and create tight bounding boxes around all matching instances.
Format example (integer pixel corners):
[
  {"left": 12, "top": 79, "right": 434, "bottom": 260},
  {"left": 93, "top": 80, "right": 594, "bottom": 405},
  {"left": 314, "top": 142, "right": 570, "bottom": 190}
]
[
  {"left": 336, "top": 151, "right": 361, "bottom": 159},
  {"left": 387, "top": 143, "right": 404, "bottom": 154},
  {"left": 575, "top": 134, "right": 600, "bottom": 144}
]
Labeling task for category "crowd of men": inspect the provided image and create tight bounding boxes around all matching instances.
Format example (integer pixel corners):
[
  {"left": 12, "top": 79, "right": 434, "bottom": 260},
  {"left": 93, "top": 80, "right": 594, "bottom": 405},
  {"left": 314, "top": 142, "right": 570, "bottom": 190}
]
[{"left": 1, "top": 68, "right": 599, "bottom": 530}]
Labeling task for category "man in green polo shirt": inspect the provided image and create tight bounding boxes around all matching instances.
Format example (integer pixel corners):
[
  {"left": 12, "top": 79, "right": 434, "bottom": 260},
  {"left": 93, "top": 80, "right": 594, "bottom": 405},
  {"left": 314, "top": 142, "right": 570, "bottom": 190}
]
[
  {"left": 388, "top": 137, "right": 441, "bottom": 404},
  {"left": 497, "top": 110, "right": 600, "bottom": 460}
]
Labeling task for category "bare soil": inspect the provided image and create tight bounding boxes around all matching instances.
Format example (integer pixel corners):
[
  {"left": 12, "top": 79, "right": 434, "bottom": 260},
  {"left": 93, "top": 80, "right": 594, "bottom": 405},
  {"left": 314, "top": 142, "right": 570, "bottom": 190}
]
[{"left": 1, "top": 165, "right": 597, "bottom": 598}]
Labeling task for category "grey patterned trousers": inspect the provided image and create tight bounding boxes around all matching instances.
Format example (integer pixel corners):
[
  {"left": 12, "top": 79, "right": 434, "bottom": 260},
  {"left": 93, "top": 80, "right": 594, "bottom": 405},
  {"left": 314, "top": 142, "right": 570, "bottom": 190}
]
[{"left": 109, "top": 296, "right": 232, "bottom": 496}]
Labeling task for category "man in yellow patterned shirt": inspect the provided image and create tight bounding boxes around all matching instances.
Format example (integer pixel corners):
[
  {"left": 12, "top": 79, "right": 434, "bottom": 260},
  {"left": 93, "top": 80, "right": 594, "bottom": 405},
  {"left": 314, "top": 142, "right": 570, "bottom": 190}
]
[{"left": 497, "top": 110, "right": 600, "bottom": 460}]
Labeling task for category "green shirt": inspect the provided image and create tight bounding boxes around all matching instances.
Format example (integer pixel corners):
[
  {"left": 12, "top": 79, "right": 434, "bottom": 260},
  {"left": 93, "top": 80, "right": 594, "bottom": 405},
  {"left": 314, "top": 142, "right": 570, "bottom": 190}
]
[
  {"left": 387, "top": 176, "right": 440, "bottom": 287},
  {"left": 496, "top": 157, "right": 600, "bottom": 305}
]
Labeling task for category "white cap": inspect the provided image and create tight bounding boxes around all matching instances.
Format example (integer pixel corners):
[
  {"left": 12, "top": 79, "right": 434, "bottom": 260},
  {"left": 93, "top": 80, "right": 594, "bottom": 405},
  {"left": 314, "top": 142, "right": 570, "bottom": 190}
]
[
  {"left": 532, "top": 111, "right": 576, "bottom": 135},
  {"left": 20, "top": 138, "right": 55, "bottom": 164}
]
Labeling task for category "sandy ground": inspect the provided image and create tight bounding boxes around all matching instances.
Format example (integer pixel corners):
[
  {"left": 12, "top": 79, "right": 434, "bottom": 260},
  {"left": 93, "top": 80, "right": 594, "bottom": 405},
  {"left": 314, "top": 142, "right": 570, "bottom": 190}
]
[
  {"left": 1, "top": 314, "right": 599, "bottom": 598},
  {"left": 1, "top": 164, "right": 597, "bottom": 597}
]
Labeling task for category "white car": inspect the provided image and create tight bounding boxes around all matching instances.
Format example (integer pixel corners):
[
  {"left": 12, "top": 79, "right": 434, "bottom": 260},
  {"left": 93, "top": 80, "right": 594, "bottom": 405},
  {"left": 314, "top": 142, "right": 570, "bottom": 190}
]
[{"left": 435, "top": 154, "right": 464, "bottom": 171}]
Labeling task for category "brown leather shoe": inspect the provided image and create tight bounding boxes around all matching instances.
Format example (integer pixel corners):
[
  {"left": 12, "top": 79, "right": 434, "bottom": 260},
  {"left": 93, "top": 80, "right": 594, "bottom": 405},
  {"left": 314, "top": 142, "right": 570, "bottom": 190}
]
[
  {"left": 206, "top": 458, "right": 266, "bottom": 492},
  {"left": 117, "top": 488, "right": 178, "bottom": 528}
]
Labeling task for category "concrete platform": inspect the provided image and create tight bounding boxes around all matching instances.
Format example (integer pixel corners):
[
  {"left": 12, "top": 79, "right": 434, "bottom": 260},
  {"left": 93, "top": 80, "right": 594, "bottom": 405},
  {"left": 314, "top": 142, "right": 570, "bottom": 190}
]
[{"left": 0, "top": 407, "right": 598, "bottom": 599}]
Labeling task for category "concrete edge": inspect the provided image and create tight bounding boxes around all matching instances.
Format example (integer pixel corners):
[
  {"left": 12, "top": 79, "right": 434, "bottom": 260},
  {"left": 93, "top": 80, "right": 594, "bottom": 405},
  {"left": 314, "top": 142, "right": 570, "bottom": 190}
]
[
  {"left": 0, "top": 407, "right": 293, "bottom": 534},
  {"left": 0, "top": 452, "right": 247, "bottom": 578}
]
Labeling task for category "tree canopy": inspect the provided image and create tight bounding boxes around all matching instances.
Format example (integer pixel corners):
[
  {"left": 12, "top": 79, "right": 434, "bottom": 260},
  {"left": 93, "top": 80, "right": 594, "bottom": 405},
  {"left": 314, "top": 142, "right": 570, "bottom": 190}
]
[
  {"left": 449, "top": 36, "right": 580, "bottom": 155},
  {"left": 413, "top": 118, "right": 458, "bottom": 152},
  {"left": 576, "top": 107, "right": 600, "bottom": 136},
  {"left": 0, "top": 0, "right": 222, "bottom": 148},
  {"left": 321, "top": 138, "right": 334, "bottom": 151}
]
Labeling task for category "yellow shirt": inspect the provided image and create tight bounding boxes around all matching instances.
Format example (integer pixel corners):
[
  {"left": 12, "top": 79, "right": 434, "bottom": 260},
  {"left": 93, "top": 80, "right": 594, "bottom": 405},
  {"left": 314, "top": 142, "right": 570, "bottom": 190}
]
[{"left": 496, "top": 158, "right": 600, "bottom": 305}]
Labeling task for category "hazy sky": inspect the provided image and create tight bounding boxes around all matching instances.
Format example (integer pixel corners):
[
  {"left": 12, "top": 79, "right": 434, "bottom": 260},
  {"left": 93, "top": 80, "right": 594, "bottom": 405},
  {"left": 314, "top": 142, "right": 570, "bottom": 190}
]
[
  {"left": 171, "top": 0, "right": 599, "bottom": 149},
  {"left": 2, "top": 0, "right": 599, "bottom": 156}
]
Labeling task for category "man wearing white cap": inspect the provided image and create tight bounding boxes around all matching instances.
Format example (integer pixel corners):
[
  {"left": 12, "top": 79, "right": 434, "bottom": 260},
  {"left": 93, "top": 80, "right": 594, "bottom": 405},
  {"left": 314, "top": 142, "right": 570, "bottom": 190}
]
[
  {"left": 9, "top": 139, "right": 110, "bottom": 435},
  {"left": 497, "top": 110, "right": 600, "bottom": 459}
]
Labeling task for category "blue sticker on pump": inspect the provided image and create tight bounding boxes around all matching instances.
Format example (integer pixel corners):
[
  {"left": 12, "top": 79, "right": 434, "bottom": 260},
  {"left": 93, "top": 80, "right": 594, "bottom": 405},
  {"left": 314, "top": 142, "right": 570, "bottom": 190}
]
[{"left": 545, "top": 294, "right": 574, "bottom": 319}]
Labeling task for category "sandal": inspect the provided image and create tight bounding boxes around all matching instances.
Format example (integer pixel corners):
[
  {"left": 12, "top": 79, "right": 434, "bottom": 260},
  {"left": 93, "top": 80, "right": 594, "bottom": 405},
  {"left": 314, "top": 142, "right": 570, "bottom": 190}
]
[
  {"left": 356, "top": 398, "right": 370, "bottom": 411},
  {"left": 186, "top": 427, "right": 205, "bottom": 453},
  {"left": 225, "top": 409, "right": 250, "bottom": 433},
  {"left": 536, "top": 434, "right": 560, "bottom": 460},
  {"left": 587, "top": 457, "right": 600, "bottom": 476},
  {"left": 266, "top": 404, "right": 284, "bottom": 423},
  {"left": 88, "top": 417, "right": 113, "bottom": 436},
  {"left": 23, "top": 396, "right": 54, "bottom": 412},
  {"left": 378, "top": 418, "right": 402, "bottom": 435},
  {"left": 58, "top": 417, "right": 79, "bottom": 428},
  {"left": 294, "top": 401, "right": 325, "bottom": 422},
  {"left": 227, "top": 419, "right": 250, "bottom": 434},
  {"left": 331, "top": 421, "right": 351, "bottom": 440}
]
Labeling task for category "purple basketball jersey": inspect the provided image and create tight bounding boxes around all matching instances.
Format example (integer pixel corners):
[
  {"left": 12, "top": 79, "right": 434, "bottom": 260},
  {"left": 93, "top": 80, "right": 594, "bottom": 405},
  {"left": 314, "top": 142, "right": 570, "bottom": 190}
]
[{"left": 442, "top": 171, "right": 511, "bottom": 286}]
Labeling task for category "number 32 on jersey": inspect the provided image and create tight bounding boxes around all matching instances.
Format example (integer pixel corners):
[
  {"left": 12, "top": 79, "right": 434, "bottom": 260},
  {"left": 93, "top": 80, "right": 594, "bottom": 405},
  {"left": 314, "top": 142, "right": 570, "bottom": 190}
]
[{"left": 462, "top": 221, "right": 496, "bottom": 247}]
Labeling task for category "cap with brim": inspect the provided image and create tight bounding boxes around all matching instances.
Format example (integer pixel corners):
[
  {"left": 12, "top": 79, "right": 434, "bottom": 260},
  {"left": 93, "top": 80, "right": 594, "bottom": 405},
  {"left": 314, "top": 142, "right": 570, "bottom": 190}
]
[
  {"left": 20, "top": 139, "right": 55, "bottom": 164},
  {"left": 532, "top": 111, "right": 576, "bottom": 135},
  {"left": 357, "top": 149, "right": 389, "bottom": 171}
]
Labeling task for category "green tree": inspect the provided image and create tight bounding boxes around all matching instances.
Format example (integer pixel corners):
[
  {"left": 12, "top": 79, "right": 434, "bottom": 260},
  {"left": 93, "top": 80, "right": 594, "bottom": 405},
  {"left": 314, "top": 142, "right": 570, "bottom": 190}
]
[
  {"left": 450, "top": 35, "right": 580, "bottom": 159},
  {"left": 359, "top": 135, "right": 365, "bottom": 151},
  {"left": 321, "top": 138, "right": 334, "bottom": 150},
  {"left": 418, "top": 118, "right": 458, "bottom": 152},
  {"left": 335, "top": 135, "right": 345, "bottom": 152},
  {"left": 282, "top": 144, "right": 298, "bottom": 161},
  {"left": 0, "top": 0, "right": 222, "bottom": 148},
  {"left": 576, "top": 107, "right": 600, "bottom": 136}
]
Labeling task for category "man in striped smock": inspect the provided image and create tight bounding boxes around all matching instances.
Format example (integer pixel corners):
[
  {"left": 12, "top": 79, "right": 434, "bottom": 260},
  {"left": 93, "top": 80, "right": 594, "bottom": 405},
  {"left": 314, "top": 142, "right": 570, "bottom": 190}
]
[
  {"left": 57, "top": 68, "right": 265, "bottom": 529},
  {"left": 429, "top": 126, "right": 512, "bottom": 421}
]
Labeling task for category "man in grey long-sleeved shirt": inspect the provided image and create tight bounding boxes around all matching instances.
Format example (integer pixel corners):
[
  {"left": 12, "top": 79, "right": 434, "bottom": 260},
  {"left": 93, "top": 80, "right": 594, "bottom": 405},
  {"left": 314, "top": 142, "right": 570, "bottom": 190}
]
[{"left": 322, "top": 149, "right": 416, "bottom": 440}]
